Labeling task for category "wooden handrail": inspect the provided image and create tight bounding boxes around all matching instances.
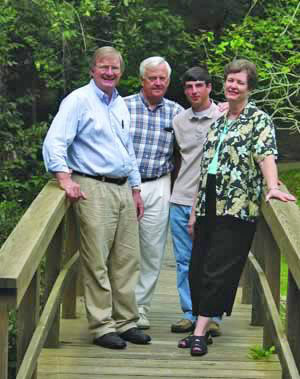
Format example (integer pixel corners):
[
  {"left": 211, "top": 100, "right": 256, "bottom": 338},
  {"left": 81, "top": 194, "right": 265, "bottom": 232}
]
[
  {"left": 243, "top": 183, "right": 300, "bottom": 379},
  {"left": 0, "top": 178, "right": 299, "bottom": 379},
  {"left": 261, "top": 183, "right": 300, "bottom": 289},
  {"left": 0, "top": 180, "right": 79, "bottom": 379},
  {"left": 16, "top": 252, "right": 79, "bottom": 379},
  {"left": 248, "top": 253, "right": 299, "bottom": 378},
  {"left": 0, "top": 181, "right": 69, "bottom": 307}
]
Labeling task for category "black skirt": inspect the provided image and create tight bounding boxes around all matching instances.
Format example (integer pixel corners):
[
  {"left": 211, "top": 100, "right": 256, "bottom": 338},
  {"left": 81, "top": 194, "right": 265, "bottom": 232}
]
[{"left": 189, "top": 174, "right": 256, "bottom": 317}]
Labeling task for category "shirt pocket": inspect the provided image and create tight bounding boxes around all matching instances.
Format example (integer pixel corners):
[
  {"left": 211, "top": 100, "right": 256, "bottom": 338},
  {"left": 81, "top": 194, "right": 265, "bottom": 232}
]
[
  {"left": 79, "top": 110, "right": 103, "bottom": 141},
  {"left": 156, "top": 128, "right": 174, "bottom": 156}
]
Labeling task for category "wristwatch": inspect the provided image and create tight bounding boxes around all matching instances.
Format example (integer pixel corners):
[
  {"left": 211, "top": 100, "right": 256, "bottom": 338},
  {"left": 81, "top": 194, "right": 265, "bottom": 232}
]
[{"left": 132, "top": 186, "right": 141, "bottom": 192}]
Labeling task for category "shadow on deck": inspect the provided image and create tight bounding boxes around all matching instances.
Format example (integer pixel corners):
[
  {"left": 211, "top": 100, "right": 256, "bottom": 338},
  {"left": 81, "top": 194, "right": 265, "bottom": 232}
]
[{"left": 38, "top": 253, "right": 281, "bottom": 379}]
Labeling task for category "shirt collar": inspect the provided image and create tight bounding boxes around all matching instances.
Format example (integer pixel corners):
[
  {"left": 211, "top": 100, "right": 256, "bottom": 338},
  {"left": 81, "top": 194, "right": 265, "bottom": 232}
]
[
  {"left": 90, "top": 79, "right": 119, "bottom": 104},
  {"left": 139, "top": 90, "right": 165, "bottom": 110},
  {"left": 224, "top": 101, "right": 253, "bottom": 124},
  {"left": 188, "top": 100, "right": 216, "bottom": 121}
]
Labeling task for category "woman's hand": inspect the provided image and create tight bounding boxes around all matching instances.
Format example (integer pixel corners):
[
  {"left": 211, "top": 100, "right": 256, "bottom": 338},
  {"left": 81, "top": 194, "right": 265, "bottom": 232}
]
[
  {"left": 259, "top": 155, "right": 296, "bottom": 203},
  {"left": 217, "top": 102, "right": 229, "bottom": 112},
  {"left": 266, "top": 188, "right": 296, "bottom": 202}
]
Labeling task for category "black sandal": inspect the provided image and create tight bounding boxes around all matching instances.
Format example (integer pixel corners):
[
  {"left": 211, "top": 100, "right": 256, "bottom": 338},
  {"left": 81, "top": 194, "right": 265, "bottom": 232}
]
[
  {"left": 178, "top": 332, "right": 212, "bottom": 349},
  {"left": 190, "top": 335, "right": 208, "bottom": 356}
]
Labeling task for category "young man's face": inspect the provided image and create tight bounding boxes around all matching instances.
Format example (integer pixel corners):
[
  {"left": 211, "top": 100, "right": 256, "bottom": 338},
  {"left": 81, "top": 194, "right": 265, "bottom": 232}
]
[{"left": 184, "top": 81, "right": 212, "bottom": 111}]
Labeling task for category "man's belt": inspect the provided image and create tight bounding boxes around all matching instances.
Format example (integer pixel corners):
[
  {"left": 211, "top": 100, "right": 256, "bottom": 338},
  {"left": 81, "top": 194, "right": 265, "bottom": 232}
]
[
  {"left": 73, "top": 171, "right": 128, "bottom": 185},
  {"left": 141, "top": 173, "right": 167, "bottom": 183}
]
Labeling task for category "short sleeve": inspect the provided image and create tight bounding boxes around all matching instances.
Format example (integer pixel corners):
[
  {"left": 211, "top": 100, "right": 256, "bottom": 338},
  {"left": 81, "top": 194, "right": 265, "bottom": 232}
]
[{"left": 251, "top": 111, "right": 278, "bottom": 163}]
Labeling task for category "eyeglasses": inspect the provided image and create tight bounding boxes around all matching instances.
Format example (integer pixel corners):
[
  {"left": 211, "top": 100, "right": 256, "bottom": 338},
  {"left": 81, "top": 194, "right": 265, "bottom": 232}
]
[{"left": 94, "top": 65, "right": 121, "bottom": 73}]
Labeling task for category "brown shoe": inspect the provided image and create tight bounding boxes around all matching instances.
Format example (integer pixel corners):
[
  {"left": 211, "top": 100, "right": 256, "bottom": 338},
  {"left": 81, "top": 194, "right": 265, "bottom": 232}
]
[
  {"left": 208, "top": 321, "right": 222, "bottom": 337},
  {"left": 171, "top": 319, "right": 195, "bottom": 333}
]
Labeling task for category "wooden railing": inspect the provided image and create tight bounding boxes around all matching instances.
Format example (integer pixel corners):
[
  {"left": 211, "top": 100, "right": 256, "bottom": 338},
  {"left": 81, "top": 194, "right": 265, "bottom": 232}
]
[
  {"left": 0, "top": 180, "right": 299, "bottom": 379},
  {"left": 241, "top": 183, "right": 300, "bottom": 379},
  {"left": 0, "top": 181, "right": 79, "bottom": 379}
]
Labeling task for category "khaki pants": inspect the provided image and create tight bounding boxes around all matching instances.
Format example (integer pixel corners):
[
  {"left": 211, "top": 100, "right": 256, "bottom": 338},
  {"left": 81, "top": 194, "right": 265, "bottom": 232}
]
[
  {"left": 136, "top": 174, "right": 171, "bottom": 315},
  {"left": 73, "top": 175, "right": 139, "bottom": 338}
]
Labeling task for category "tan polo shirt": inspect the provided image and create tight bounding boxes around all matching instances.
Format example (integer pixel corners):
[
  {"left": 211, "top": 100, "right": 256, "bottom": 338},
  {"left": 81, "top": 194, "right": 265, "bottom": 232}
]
[{"left": 170, "top": 101, "right": 223, "bottom": 206}]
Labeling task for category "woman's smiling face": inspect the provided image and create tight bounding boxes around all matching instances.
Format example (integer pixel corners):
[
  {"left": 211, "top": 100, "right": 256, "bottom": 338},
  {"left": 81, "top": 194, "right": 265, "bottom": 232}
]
[{"left": 224, "top": 70, "right": 250, "bottom": 104}]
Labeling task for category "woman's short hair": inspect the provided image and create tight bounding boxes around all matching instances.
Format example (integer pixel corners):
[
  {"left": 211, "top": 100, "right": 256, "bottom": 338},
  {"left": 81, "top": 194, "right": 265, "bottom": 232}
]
[
  {"left": 139, "top": 57, "right": 171, "bottom": 79},
  {"left": 90, "top": 46, "right": 125, "bottom": 73},
  {"left": 224, "top": 59, "right": 257, "bottom": 90},
  {"left": 181, "top": 66, "right": 211, "bottom": 86}
]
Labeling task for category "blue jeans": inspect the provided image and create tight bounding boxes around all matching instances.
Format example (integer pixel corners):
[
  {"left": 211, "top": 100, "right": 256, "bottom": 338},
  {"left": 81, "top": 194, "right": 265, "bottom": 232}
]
[{"left": 170, "top": 204, "right": 222, "bottom": 324}]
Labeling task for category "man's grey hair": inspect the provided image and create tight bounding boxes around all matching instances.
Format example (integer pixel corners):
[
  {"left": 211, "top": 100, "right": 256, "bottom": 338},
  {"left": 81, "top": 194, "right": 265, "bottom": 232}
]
[{"left": 139, "top": 56, "right": 171, "bottom": 79}]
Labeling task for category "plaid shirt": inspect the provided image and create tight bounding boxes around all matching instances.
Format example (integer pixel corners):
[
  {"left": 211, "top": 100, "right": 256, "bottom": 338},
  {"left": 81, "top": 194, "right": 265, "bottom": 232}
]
[{"left": 125, "top": 91, "right": 184, "bottom": 179}]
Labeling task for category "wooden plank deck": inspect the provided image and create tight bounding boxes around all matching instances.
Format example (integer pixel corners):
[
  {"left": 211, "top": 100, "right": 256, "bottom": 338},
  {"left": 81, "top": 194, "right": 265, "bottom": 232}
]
[{"left": 38, "top": 250, "right": 282, "bottom": 378}]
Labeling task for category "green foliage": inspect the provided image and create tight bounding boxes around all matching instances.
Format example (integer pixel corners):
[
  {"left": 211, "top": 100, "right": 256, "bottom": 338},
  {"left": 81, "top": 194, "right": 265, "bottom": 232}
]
[
  {"left": 0, "top": 96, "right": 49, "bottom": 247},
  {"left": 0, "top": 2, "right": 299, "bottom": 378},
  {"left": 280, "top": 254, "right": 288, "bottom": 323},
  {"left": 278, "top": 168, "right": 300, "bottom": 324},
  {"left": 279, "top": 169, "right": 300, "bottom": 206},
  {"left": 197, "top": 0, "right": 300, "bottom": 131},
  {"left": 0, "top": 120, "right": 49, "bottom": 206},
  {"left": 8, "top": 311, "right": 17, "bottom": 378},
  {"left": 280, "top": 255, "right": 288, "bottom": 298},
  {"left": 0, "top": 201, "right": 24, "bottom": 247},
  {"left": 248, "top": 345, "right": 275, "bottom": 360}
]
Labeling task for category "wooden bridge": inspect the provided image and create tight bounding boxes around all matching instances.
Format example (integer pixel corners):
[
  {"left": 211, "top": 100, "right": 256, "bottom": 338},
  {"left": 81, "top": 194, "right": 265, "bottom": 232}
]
[{"left": 0, "top": 179, "right": 300, "bottom": 379}]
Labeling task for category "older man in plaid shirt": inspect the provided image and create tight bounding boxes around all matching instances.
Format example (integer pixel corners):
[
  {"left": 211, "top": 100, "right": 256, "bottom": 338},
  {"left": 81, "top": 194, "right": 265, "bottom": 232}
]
[{"left": 125, "top": 57, "right": 183, "bottom": 329}]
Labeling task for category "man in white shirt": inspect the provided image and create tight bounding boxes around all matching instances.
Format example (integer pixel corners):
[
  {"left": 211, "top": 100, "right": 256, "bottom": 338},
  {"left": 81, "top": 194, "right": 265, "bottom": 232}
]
[{"left": 43, "top": 46, "right": 150, "bottom": 349}]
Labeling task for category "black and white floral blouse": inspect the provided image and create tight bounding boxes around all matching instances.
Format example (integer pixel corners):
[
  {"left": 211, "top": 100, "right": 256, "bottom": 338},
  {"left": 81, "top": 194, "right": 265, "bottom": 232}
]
[{"left": 195, "top": 102, "right": 278, "bottom": 223}]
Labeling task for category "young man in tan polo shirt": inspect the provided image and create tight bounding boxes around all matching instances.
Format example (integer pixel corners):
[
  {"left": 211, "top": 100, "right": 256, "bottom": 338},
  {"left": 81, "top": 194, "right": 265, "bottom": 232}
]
[{"left": 170, "top": 66, "right": 224, "bottom": 335}]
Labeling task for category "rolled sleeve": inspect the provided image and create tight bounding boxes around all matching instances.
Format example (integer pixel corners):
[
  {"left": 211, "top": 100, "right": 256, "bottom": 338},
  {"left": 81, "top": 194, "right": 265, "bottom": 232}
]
[
  {"left": 43, "top": 95, "right": 79, "bottom": 173},
  {"left": 127, "top": 136, "right": 141, "bottom": 187}
]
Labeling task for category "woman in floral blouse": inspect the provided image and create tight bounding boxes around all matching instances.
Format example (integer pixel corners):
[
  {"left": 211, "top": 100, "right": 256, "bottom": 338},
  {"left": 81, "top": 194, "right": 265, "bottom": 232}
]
[{"left": 178, "top": 59, "right": 296, "bottom": 356}]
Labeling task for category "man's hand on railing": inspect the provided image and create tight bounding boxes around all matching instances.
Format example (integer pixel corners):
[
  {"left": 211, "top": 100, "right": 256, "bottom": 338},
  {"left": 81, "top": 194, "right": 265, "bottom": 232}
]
[{"left": 55, "top": 172, "right": 87, "bottom": 201}]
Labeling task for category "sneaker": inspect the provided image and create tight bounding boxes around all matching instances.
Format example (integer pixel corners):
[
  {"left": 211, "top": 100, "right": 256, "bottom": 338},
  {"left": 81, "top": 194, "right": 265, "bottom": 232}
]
[
  {"left": 137, "top": 313, "right": 150, "bottom": 330},
  {"left": 171, "top": 319, "right": 195, "bottom": 333},
  {"left": 208, "top": 321, "right": 222, "bottom": 337}
]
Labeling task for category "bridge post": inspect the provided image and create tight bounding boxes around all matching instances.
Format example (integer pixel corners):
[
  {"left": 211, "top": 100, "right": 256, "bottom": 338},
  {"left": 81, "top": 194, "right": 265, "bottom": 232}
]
[
  {"left": 17, "top": 271, "right": 40, "bottom": 379},
  {"left": 44, "top": 221, "right": 64, "bottom": 348},
  {"left": 259, "top": 217, "right": 281, "bottom": 350},
  {"left": 241, "top": 260, "right": 253, "bottom": 304},
  {"left": 286, "top": 271, "right": 300, "bottom": 376},
  {"left": 0, "top": 305, "right": 9, "bottom": 379},
  {"left": 62, "top": 206, "right": 79, "bottom": 319},
  {"left": 250, "top": 219, "right": 265, "bottom": 326}
]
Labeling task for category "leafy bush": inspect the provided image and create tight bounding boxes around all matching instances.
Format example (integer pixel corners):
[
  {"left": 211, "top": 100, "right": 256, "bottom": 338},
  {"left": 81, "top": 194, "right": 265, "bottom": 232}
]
[
  {"left": 0, "top": 201, "right": 25, "bottom": 247},
  {"left": 279, "top": 169, "right": 300, "bottom": 206},
  {"left": 8, "top": 311, "right": 17, "bottom": 379},
  {"left": 0, "top": 2, "right": 299, "bottom": 378},
  {"left": 248, "top": 345, "right": 275, "bottom": 360}
]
